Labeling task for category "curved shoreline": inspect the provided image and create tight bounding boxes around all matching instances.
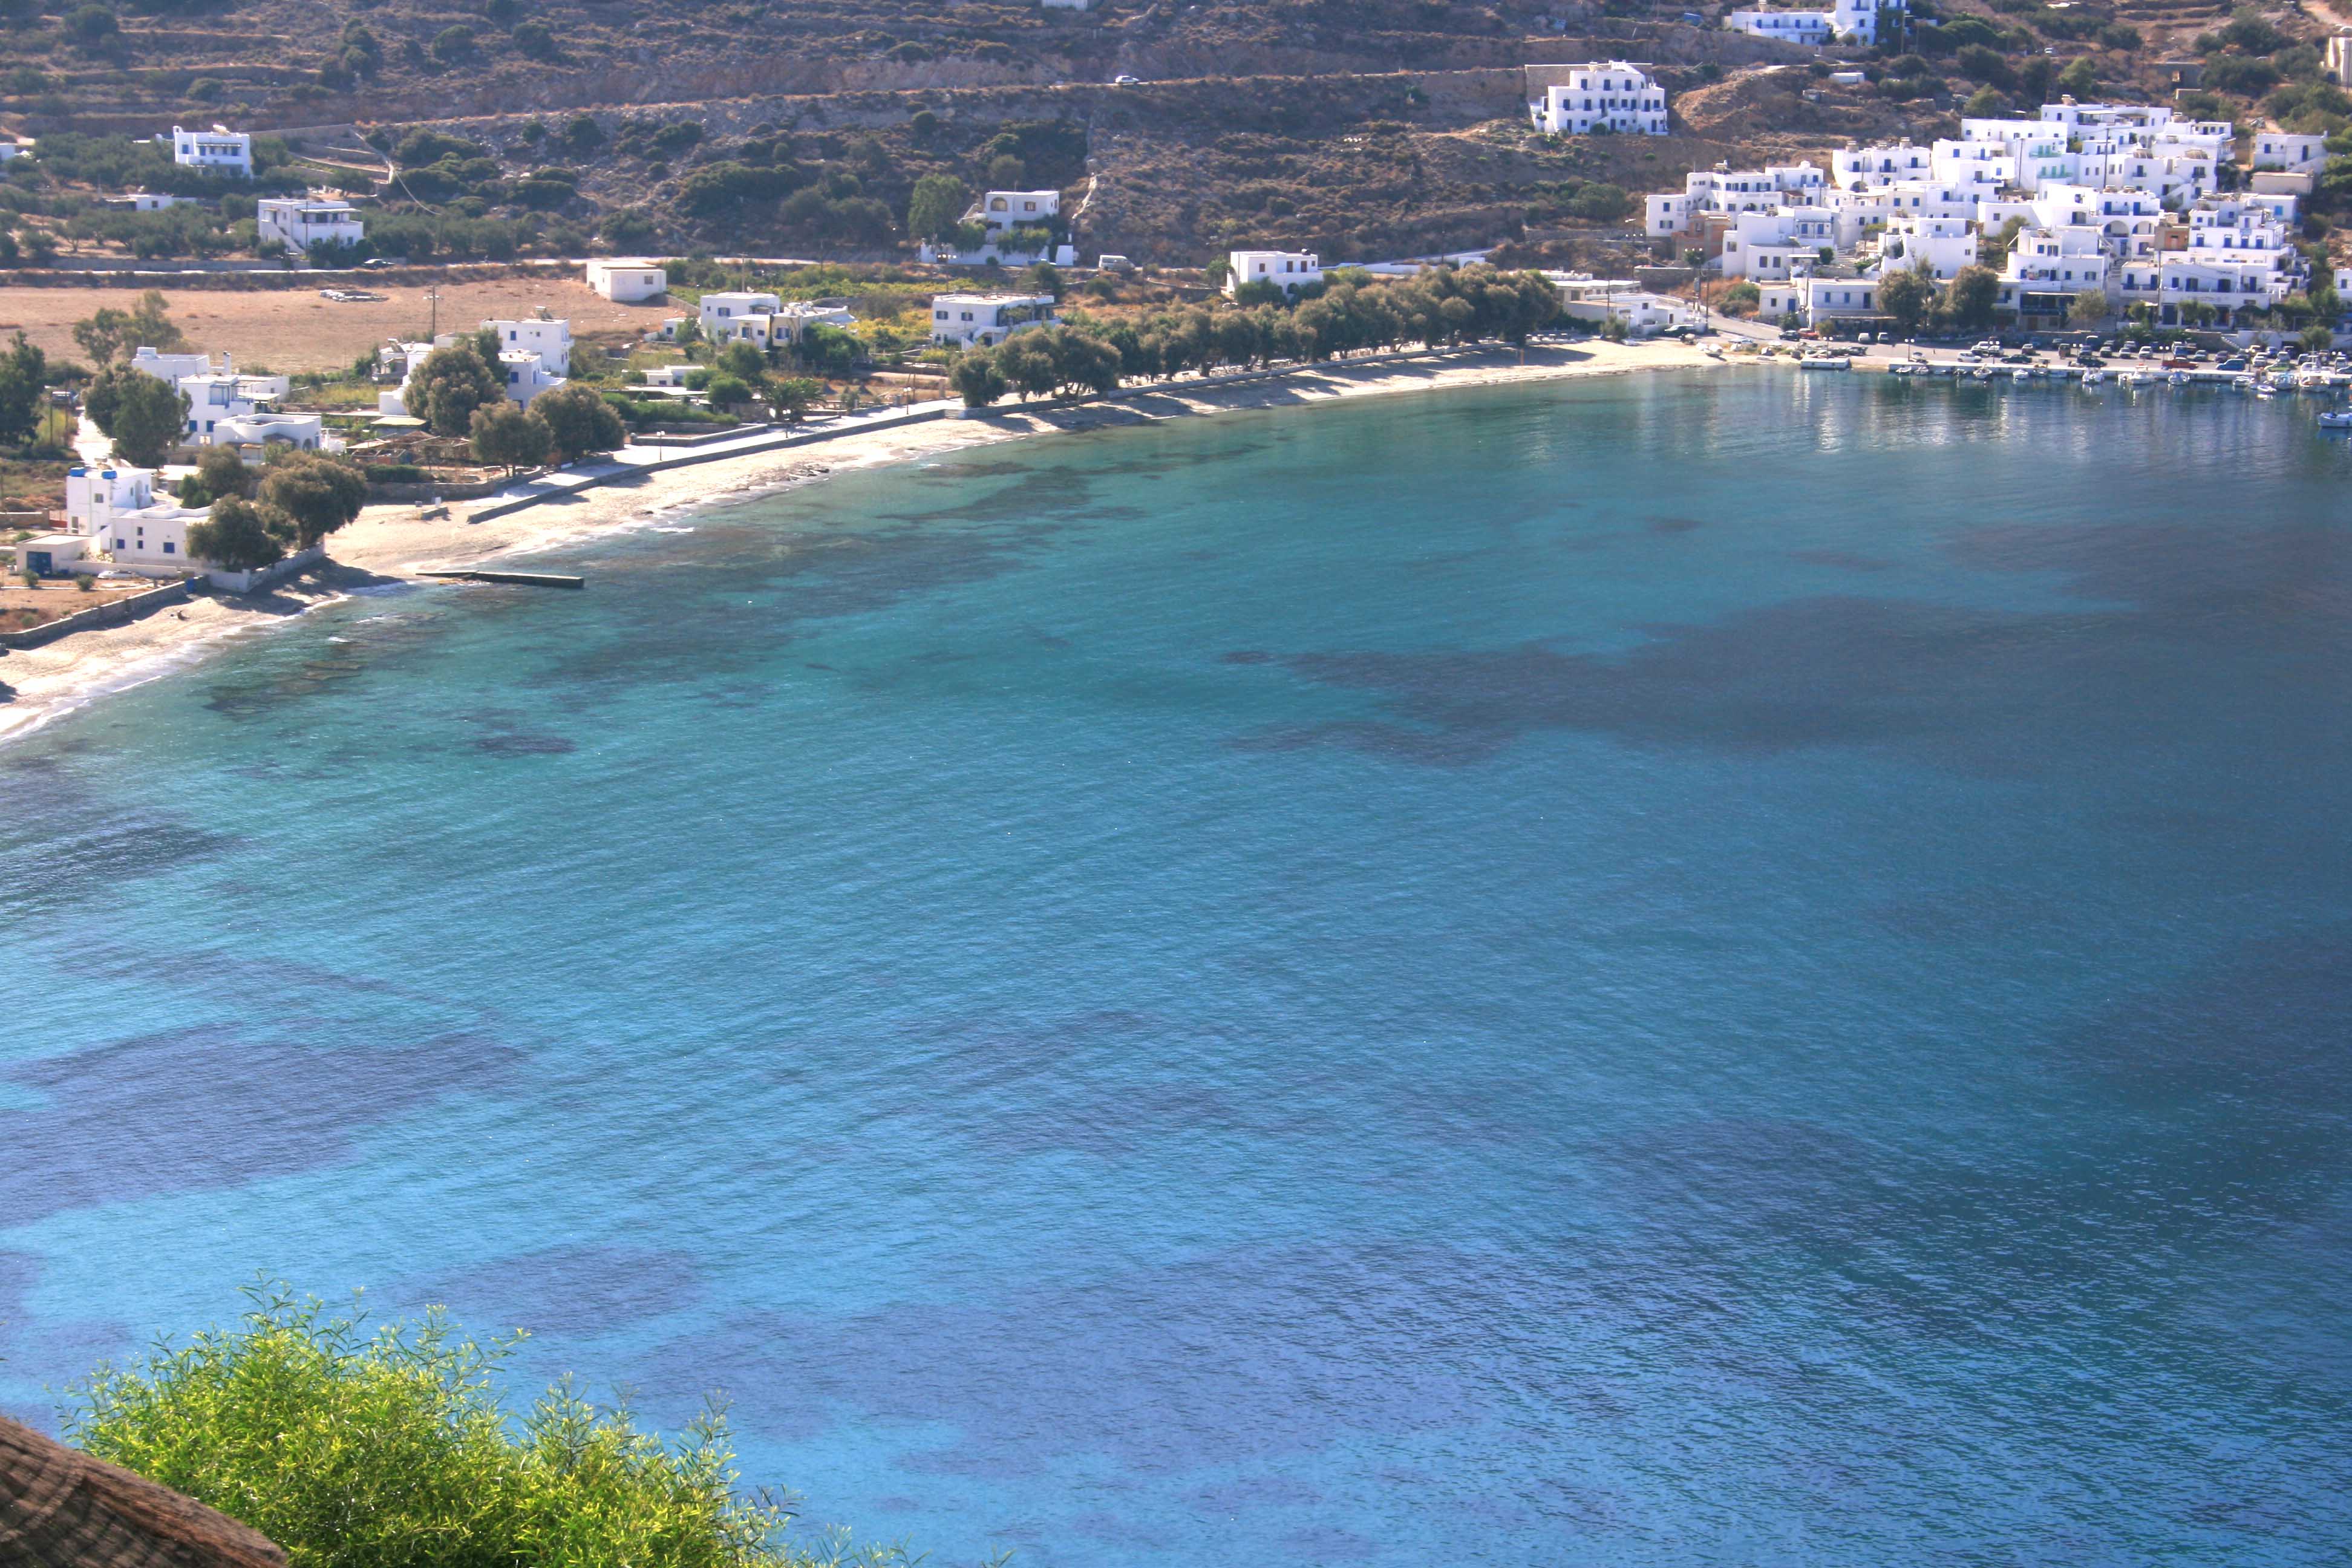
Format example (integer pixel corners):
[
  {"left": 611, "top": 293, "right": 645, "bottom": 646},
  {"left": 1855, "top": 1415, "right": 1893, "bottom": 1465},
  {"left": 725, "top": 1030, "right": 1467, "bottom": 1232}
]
[{"left": 0, "top": 338, "right": 1722, "bottom": 745}]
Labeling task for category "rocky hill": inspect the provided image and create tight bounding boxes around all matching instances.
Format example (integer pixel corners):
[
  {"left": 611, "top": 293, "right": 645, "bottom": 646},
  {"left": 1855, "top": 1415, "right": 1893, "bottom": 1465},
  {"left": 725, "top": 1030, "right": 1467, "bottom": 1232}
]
[{"left": 0, "top": 0, "right": 2339, "bottom": 267}]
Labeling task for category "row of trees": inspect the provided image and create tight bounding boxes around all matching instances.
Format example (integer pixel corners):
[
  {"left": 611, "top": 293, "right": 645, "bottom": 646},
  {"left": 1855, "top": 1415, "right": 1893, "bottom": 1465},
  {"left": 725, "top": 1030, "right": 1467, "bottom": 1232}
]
[
  {"left": 1875, "top": 262, "right": 2006, "bottom": 335},
  {"left": 947, "top": 267, "right": 1566, "bottom": 407},
  {"left": 407, "top": 336, "right": 627, "bottom": 468},
  {"left": 183, "top": 449, "right": 370, "bottom": 572}
]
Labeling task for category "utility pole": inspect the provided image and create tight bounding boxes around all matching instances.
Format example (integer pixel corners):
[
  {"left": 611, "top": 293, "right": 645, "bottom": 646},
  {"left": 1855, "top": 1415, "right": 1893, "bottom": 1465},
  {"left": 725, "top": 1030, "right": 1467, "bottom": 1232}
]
[{"left": 425, "top": 286, "right": 442, "bottom": 341}]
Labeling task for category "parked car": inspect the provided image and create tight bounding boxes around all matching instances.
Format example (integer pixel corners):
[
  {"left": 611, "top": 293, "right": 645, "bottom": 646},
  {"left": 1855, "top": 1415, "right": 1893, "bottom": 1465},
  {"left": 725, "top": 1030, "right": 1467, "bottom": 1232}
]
[{"left": 1111, "top": 74, "right": 1142, "bottom": 85}]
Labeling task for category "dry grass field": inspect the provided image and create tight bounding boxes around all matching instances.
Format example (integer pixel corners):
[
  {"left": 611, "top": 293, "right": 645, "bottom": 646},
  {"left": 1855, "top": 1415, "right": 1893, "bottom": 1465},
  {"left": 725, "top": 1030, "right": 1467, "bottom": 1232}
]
[{"left": 0, "top": 278, "right": 670, "bottom": 374}]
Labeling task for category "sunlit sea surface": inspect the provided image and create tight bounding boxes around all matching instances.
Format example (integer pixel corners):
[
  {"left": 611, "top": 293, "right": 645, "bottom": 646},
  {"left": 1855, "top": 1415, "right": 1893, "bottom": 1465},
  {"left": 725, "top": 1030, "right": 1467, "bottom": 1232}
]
[{"left": 5, "top": 372, "right": 2351, "bottom": 1566}]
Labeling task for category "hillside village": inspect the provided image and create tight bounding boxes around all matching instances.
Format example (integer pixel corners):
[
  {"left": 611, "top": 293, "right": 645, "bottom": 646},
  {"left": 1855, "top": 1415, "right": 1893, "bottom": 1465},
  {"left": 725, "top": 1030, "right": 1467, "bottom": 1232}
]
[{"left": 0, "top": 0, "right": 2349, "bottom": 604}]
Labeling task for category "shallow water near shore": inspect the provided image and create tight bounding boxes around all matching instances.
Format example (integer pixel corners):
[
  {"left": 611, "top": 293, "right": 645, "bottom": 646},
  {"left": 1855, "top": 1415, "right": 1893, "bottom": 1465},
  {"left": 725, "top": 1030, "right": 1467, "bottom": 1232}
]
[{"left": 5, "top": 371, "right": 2352, "bottom": 1566}]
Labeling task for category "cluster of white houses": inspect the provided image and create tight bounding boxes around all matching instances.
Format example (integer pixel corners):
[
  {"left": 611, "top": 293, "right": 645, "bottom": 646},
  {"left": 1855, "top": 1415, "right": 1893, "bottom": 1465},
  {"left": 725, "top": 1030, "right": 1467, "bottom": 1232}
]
[
  {"left": 377, "top": 313, "right": 578, "bottom": 417},
  {"left": 1644, "top": 99, "right": 2324, "bottom": 328},
  {"left": 127, "top": 348, "right": 335, "bottom": 452}
]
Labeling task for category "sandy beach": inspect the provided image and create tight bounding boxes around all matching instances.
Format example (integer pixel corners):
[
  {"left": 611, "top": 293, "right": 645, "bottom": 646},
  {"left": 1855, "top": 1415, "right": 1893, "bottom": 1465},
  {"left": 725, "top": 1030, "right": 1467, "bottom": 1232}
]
[{"left": 0, "top": 337, "right": 1720, "bottom": 743}]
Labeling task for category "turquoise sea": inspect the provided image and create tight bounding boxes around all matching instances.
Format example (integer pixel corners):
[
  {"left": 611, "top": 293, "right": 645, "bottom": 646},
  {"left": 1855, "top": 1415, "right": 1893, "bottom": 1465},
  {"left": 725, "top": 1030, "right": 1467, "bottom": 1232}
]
[{"left": 4, "top": 371, "right": 2351, "bottom": 1566}]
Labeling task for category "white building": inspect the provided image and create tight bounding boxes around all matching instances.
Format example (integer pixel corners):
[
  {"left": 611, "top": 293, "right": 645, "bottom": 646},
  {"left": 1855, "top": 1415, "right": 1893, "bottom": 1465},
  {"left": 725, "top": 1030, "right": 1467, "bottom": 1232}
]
[
  {"left": 65, "top": 465, "right": 207, "bottom": 569},
  {"left": 180, "top": 373, "right": 320, "bottom": 447},
  {"left": 673, "top": 294, "right": 855, "bottom": 348},
  {"left": 103, "top": 192, "right": 187, "bottom": 213},
  {"left": 2252, "top": 132, "right": 2330, "bottom": 174},
  {"left": 129, "top": 347, "right": 219, "bottom": 383},
  {"left": 1995, "top": 225, "right": 2111, "bottom": 318},
  {"left": 1833, "top": 142, "right": 1933, "bottom": 190},
  {"left": 1878, "top": 214, "right": 1979, "bottom": 281},
  {"left": 256, "top": 195, "right": 364, "bottom": 255},
  {"left": 1645, "top": 162, "right": 1828, "bottom": 235},
  {"left": 168, "top": 124, "right": 252, "bottom": 178},
  {"left": 495, "top": 353, "right": 566, "bottom": 406},
  {"left": 1527, "top": 62, "right": 1668, "bottom": 136},
  {"left": 1757, "top": 271, "right": 1883, "bottom": 327},
  {"left": 586, "top": 260, "right": 667, "bottom": 301},
  {"left": 977, "top": 189, "right": 1061, "bottom": 234},
  {"left": 1547, "top": 275, "right": 1705, "bottom": 335},
  {"left": 1227, "top": 249, "right": 1324, "bottom": 296},
  {"left": 481, "top": 316, "right": 572, "bottom": 376},
  {"left": 1718, "top": 207, "right": 1836, "bottom": 280},
  {"left": 1724, "top": 0, "right": 1901, "bottom": 47},
  {"left": 929, "top": 293, "right": 1056, "bottom": 348}
]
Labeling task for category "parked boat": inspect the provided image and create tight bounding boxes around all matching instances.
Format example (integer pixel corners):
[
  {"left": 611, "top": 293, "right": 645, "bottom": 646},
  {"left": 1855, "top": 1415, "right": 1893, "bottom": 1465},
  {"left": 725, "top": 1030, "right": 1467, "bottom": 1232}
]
[
  {"left": 1798, "top": 354, "right": 1851, "bottom": 371},
  {"left": 2166, "top": 371, "right": 2189, "bottom": 388},
  {"left": 2079, "top": 369, "right": 2106, "bottom": 387},
  {"left": 2318, "top": 409, "right": 2352, "bottom": 430},
  {"left": 2011, "top": 367, "right": 2033, "bottom": 383}
]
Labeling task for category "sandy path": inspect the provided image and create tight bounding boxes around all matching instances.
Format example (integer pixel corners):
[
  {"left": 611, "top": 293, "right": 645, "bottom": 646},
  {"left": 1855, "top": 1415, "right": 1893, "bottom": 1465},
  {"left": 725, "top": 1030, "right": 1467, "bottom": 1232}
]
[{"left": 0, "top": 338, "right": 1723, "bottom": 743}]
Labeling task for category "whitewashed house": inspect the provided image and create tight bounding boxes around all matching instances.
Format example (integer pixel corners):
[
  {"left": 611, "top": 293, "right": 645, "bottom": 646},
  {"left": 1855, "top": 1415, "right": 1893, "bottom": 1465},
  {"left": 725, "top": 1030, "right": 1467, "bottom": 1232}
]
[
  {"left": 1527, "top": 62, "right": 1668, "bottom": 136},
  {"left": 586, "top": 260, "right": 667, "bottom": 301},
  {"left": 1646, "top": 162, "right": 1828, "bottom": 235},
  {"left": 1227, "top": 249, "right": 1324, "bottom": 296},
  {"left": 482, "top": 317, "right": 573, "bottom": 376},
  {"left": 1547, "top": 275, "right": 1704, "bottom": 334},
  {"left": 929, "top": 293, "right": 1056, "bottom": 348},
  {"left": 670, "top": 294, "right": 854, "bottom": 348},
  {"left": 696, "top": 290, "right": 780, "bottom": 336},
  {"left": 1724, "top": 0, "right": 1901, "bottom": 47},
  {"left": 129, "top": 347, "right": 219, "bottom": 383},
  {"left": 103, "top": 192, "right": 187, "bottom": 213},
  {"left": 168, "top": 124, "right": 252, "bottom": 178},
  {"left": 1878, "top": 214, "right": 1979, "bottom": 281},
  {"left": 180, "top": 374, "right": 330, "bottom": 448},
  {"left": 65, "top": 465, "right": 207, "bottom": 570},
  {"left": 1718, "top": 207, "right": 1835, "bottom": 280},
  {"left": 2252, "top": 131, "right": 2330, "bottom": 173},
  {"left": 1995, "top": 226, "right": 2110, "bottom": 318},
  {"left": 978, "top": 189, "right": 1061, "bottom": 234},
  {"left": 256, "top": 195, "right": 364, "bottom": 255},
  {"left": 1833, "top": 142, "right": 1933, "bottom": 190}
]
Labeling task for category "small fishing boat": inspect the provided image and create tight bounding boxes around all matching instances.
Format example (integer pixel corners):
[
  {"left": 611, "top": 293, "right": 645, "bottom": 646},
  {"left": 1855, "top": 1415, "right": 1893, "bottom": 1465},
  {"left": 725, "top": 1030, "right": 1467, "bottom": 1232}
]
[
  {"left": 1798, "top": 354, "right": 1851, "bottom": 371},
  {"left": 2166, "top": 370, "right": 2189, "bottom": 388},
  {"left": 2117, "top": 370, "right": 2151, "bottom": 388},
  {"left": 2011, "top": 367, "right": 2033, "bottom": 383},
  {"left": 2318, "top": 408, "right": 2352, "bottom": 430},
  {"left": 2079, "top": 368, "right": 2106, "bottom": 387}
]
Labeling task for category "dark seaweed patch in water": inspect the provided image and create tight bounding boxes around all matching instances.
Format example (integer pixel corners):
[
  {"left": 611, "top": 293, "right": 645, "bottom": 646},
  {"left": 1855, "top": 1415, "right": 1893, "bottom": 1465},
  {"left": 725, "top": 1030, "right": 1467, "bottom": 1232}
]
[
  {"left": 0, "top": 814, "right": 237, "bottom": 924},
  {"left": 1792, "top": 549, "right": 1895, "bottom": 572},
  {"left": 2054, "top": 935, "right": 2352, "bottom": 1110},
  {"left": 1232, "top": 512, "right": 2352, "bottom": 775},
  {"left": 1, "top": 1026, "right": 524, "bottom": 1223},
  {"left": 472, "top": 732, "right": 577, "bottom": 756},
  {"left": 393, "top": 1244, "right": 701, "bottom": 1337},
  {"left": 526, "top": 518, "right": 1064, "bottom": 699},
  {"left": 640, "top": 1241, "right": 1476, "bottom": 1478},
  {"left": 1646, "top": 515, "right": 1705, "bottom": 534}
]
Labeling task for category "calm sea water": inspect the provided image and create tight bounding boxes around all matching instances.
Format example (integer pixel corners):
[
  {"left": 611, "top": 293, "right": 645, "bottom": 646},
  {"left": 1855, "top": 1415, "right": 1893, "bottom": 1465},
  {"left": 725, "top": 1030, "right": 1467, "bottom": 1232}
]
[{"left": 5, "top": 372, "right": 2351, "bottom": 1566}]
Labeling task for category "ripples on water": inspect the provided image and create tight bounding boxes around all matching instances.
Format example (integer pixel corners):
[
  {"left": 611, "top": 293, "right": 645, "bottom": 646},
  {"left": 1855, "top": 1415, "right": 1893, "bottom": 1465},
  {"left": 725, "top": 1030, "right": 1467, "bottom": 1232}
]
[{"left": 4, "top": 375, "right": 2350, "bottom": 1566}]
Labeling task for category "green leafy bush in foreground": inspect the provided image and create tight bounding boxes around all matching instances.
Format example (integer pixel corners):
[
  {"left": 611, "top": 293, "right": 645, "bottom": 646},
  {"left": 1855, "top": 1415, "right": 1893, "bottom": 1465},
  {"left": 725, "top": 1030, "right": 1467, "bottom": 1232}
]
[{"left": 64, "top": 1283, "right": 904, "bottom": 1568}]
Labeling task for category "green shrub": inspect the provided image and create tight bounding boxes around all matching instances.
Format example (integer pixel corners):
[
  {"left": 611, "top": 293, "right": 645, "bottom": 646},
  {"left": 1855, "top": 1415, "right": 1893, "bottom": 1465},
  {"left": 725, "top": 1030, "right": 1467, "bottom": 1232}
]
[{"left": 67, "top": 1285, "right": 900, "bottom": 1568}]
